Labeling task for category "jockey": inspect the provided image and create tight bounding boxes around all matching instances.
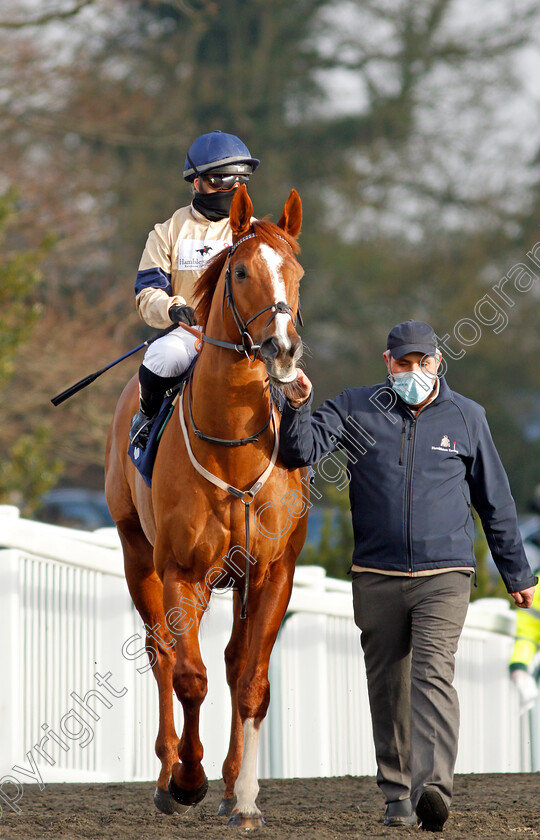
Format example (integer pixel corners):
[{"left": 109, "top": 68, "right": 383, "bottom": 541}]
[{"left": 129, "top": 130, "right": 260, "bottom": 449}]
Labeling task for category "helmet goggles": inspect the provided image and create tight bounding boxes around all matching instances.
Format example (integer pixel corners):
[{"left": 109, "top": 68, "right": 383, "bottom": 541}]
[{"left": 203, "top": 172, "right": 250, "bottom": 191}]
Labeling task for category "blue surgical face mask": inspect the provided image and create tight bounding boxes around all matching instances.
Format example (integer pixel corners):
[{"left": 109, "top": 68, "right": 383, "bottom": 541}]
[{"left": 390, "top": 368, "right": 436, "bottom": 406}]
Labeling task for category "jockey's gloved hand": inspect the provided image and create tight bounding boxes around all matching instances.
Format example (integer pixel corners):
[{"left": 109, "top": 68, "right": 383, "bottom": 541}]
[{"left": 169, "top": 304, "right": 197, "bottom": 326}]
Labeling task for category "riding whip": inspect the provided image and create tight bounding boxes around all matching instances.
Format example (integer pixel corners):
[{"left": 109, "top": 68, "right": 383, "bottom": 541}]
[{"left": 51, "top": 322, "right": 202, "bottom": 407}]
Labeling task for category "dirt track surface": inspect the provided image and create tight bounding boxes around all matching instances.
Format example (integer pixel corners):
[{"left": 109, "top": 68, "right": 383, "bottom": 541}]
[{"left": 1, "top": 774, "right": 539, "bottom": 839}]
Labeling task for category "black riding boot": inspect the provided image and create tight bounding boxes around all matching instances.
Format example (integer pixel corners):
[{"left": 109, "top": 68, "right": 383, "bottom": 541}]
[{"left": 129, "top": 365, "right": 178, "bottom": 450}]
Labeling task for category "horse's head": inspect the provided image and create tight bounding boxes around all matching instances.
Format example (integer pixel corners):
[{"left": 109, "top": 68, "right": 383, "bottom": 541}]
[{"left": 227, "top": 185, "right": 304, "bottom": 385}]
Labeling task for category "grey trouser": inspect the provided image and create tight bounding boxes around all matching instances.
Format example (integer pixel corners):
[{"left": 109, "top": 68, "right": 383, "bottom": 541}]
[{"left": 352, "top": 571, "right": 471, "bottom": 809}]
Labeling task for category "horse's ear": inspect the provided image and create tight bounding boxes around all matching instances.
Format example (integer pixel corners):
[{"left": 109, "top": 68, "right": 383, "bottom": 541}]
[
  {"left": 230, "top": 184, "right": 253, "bottom": 240},
  {"left": 277, "top": 189, "right": 302, "bottom": 239}
]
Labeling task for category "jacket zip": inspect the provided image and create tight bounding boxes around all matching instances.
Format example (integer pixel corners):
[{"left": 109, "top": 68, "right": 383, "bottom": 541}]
[
  {"left": 461, "top": 491, "right": 477, "bottom": 587},
  {"left": 399, "top": 417, "right": 406, "bottom": 465},
  {"left": 461, "top": 488, "right": 475, "bottom": 555},
  {"left": 404, "top": 417, "right": 417, "bottom": 574}
]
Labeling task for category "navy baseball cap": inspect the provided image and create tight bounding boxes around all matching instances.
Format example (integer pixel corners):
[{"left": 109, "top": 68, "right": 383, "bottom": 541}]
[{"left": 387, "top": 320, "right": 437, "bottom": 359}]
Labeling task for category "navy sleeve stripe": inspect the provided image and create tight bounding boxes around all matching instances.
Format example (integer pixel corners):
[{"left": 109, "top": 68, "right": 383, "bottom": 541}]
[{"left": 135, "top": 267, "right": 172, "bottom": 296}]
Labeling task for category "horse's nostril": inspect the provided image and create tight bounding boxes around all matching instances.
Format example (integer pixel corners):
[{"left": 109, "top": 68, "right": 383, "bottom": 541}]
[
  {"left": 290, "top": 337, "right": 302, "bottom": 359},
  {"left": 260, "top": 337, "right": 280, "bottom": 359}
]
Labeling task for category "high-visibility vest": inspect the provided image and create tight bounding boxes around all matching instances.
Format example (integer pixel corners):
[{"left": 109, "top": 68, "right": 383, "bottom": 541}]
[{"left": 509, "top": 573, "right": 540, "bottom": 672}]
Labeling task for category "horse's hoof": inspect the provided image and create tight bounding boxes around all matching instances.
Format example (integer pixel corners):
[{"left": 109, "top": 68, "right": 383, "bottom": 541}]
[
  {"left": 217, "top": 796, "right": 236, "bottom": 817},
  {"left": 228, "top": 810, "right": 265, "bottom": 829},
  {"left": 153, "top": 786, "right": 191, "bottom": 815},
  {"left": 168, "top": 773, "right": 209, "bottom": 807}
]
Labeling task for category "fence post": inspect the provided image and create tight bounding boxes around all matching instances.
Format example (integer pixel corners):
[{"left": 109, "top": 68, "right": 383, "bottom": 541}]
[
  {"left": 0, "top": 545, "right": 22, "bottom": 769},
  {"left": 94, "top": 574, "right": 136, "bottom": 781},
  {"left": 278, "top": 567, "right": 331, "bottom": 777}
]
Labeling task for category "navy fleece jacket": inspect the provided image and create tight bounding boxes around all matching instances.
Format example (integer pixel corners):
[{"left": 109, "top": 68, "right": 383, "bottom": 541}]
[{"left": 279, "top": 376, "right": 536, "bottom": 593}]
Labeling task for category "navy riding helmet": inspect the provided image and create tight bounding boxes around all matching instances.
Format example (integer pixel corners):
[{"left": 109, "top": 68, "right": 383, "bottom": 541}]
[{"left": 183, "top": 130, "right": 260, "bottom": 182}]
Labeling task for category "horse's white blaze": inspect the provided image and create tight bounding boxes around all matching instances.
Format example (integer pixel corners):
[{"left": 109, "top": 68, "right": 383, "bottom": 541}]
[
  {"left": 233, "top": 718, "right": 262, "bottom": 815},
  {"left": 259, "top": 242, "right": 291, "bottom": 351}
]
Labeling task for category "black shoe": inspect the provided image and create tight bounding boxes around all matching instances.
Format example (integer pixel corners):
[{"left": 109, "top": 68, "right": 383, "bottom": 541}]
[
  {"left": 384, "top": 798, "right": 417, "bottom": 827},
  {"left": 129, "top": 410, "right": 154, "bottom": 450},
  {"left": 416, "top": 788, "right": 449, "bottom": 832}
]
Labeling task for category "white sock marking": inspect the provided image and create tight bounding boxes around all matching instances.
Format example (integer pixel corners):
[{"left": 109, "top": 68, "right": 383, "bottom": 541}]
[{"left": 233, "top": 718, "right": 261, "bottom": 815}]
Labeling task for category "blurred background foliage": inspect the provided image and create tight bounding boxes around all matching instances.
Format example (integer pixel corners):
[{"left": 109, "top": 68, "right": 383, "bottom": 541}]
[
  {"left": 0, "top": 0, "right": 539, "bottom": 591},
  {"left": 0, "top": 191, "right": 62, "bottom": 507}
]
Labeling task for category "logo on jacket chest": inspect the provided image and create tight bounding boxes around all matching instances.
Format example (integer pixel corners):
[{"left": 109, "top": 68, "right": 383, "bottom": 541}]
[
  {"left": 177, "top": 239, "right": 229, "bottom": 271},
  {"left": 432, "top": 434, "right": 458, "bottom": 454}
]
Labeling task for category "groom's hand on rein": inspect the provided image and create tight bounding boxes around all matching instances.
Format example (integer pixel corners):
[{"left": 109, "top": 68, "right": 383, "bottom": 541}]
[{"left": 287, "top": 369, "right": 312, "bottom": 408}]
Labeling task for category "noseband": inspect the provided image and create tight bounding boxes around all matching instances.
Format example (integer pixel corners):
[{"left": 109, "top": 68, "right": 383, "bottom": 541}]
[{"left": 201, "top": 231, "right": 302, "bottom": 361}]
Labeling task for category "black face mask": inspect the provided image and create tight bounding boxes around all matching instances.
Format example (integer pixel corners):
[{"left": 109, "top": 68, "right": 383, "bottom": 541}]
[{"left": 192, "top": 189, "right": 236, "bottom": 221}]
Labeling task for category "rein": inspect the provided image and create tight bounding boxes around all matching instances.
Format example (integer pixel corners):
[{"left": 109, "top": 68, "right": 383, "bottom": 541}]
[{"left": 187, "top": 369, "right": 272, "bottom": 447}]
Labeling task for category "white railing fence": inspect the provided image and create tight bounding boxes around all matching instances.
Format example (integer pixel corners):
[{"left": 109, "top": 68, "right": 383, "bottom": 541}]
[{"left": 0, "top": 504, "right": 538, "bottom": 786}]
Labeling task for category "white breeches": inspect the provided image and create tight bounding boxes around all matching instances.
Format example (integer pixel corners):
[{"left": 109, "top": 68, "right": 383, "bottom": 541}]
[{"left": 142, "top": 326, "right": 201, "bottom": 378}]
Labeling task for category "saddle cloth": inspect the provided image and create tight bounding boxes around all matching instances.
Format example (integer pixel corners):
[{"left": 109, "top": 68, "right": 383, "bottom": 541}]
[{"left": 127, "top": 358, "right": 196, "bottom": 488}]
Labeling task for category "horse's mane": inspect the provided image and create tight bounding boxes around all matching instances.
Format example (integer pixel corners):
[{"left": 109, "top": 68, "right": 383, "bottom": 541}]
[{"left": 193, "top": 219, "right": 301, "bottom": 329}]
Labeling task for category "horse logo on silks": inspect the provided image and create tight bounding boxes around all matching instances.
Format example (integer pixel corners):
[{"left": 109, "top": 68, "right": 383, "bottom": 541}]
[
  {"left": 440, "top": 435, "right": 451, "bottom": 448},
  {"left": 196, "top": 245, "right": 213, "bottom": 257}
]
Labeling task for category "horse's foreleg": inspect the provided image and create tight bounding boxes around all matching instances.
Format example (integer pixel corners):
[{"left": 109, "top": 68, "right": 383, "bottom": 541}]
[
  {"left": 218, "top": 591, "right": 249, "bottom": 816},
  {"left": 229, "top": 555, "right": 296, "bottom": 829},
  {"left": 229, "top": 718, "right": 264, "bottom": 828},
  {"left": 118, "top": 524, "right": 180, "bottom": 814},
  {"left": 162, "top": 565, "right": 210, "bottom": 809}
]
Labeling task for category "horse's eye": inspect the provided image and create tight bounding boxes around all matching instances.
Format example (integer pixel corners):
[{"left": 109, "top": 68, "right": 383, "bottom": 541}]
[{"left": 234, "top": 264, "right": 247, "bottom": 281}]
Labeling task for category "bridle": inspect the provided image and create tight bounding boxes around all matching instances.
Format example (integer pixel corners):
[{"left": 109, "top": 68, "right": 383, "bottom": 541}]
[
  {"left": 187, "top": 228, "right": 302, "bottom": 448},
  {"left": 201, "top": 231, "right": 303, "bottom": 362}
]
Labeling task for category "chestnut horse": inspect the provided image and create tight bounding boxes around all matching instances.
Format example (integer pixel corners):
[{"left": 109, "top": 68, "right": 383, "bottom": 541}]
[{"left": 105, "top": 186, "right": 308, "bottom": 827}]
